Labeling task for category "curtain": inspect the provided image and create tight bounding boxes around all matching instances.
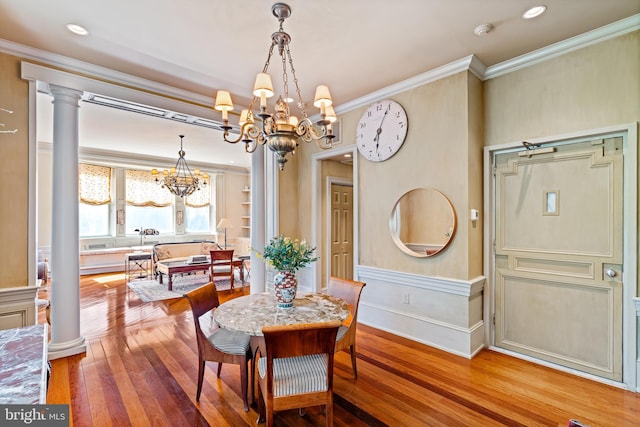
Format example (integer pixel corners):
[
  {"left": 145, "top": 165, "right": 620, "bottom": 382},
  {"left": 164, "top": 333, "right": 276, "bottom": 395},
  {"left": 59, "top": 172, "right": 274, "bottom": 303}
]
[
  {"left": 125, "top": 169, "right": 173, "bottom": 207},
  {"left": 185, "top": 183, "right": 210, "bottom": 208},
  {"left": 79, "top": 163, "right": 111, "bottom": 205}
]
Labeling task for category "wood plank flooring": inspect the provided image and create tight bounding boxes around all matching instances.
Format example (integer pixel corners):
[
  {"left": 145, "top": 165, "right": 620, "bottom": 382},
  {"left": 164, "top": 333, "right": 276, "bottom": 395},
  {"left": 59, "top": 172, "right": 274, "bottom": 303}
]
[{"left": 40, "top": 273, "right": 640, "bottom": 426}]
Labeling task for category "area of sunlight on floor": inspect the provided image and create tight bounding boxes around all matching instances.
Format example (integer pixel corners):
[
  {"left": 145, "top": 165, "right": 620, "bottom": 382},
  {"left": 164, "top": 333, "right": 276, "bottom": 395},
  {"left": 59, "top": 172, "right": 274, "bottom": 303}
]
[{"left": 93, "top": 273, "right": 126, "bottom": 284}]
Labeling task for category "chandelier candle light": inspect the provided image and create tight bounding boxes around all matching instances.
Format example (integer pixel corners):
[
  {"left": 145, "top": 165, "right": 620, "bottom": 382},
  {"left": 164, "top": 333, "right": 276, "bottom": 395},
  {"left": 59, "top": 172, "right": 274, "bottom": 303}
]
[
  {"left": 152, "top": 135, "right": 208, "bottom": 197},
  {"left": 214, "top": 3, "right": 337, "bottom": 171}
]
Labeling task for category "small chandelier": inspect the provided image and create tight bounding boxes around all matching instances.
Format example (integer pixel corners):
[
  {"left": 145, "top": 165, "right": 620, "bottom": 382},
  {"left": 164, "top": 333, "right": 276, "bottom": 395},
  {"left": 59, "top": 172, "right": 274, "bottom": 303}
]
[
  {"left": 214, "top": 2, "right": 336, "bottom": 171},
  {"left": 151, "top": 135, "right": 208, "bottom": 197}
]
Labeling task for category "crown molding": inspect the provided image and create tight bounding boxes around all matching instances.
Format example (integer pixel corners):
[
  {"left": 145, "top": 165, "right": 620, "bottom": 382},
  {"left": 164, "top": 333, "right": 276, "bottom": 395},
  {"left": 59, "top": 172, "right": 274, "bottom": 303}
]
[
  {"left": 0, "top": 38, "right": 213, "bottom": 108},
  {"left": 484, "top": 13, "right": 640, "bottom": 80},
  {"left": 336, "top": 55, "right": 485, "bottom": 115}
]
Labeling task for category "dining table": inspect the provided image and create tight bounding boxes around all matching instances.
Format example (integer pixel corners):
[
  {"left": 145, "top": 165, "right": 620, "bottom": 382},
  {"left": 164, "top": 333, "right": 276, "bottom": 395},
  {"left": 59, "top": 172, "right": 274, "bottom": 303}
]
[{"left": 211, "top": 292, "right": 351, "bottom": 336}]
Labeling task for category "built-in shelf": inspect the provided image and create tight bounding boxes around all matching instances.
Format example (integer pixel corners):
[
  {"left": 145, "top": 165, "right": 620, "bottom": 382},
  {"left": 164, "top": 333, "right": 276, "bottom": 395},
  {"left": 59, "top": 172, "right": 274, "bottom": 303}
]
[{"left": 241, "top": 186, "right": 250, "bottom": 237}]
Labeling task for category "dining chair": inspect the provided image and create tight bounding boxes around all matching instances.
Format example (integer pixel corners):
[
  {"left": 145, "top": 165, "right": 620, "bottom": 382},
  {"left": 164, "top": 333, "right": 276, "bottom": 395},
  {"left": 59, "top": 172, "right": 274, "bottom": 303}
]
[
  {"left": 256, "top": 321, "right": 342, "bottom": 427},
  {"left": 183, "top": 282, "right": 253, "bottom": 411},
  {"left": 209, "top": 249, "right": 235, "bottom": 289},
  {"left": 327, "top": 277, "right": 367, "bottom": 379}
]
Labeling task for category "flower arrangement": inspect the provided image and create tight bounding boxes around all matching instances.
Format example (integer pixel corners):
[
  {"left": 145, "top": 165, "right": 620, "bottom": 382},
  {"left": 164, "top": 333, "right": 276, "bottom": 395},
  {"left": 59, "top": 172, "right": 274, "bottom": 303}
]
[{"left": 257, "top": 235, "right": 317, "bottom": 273}]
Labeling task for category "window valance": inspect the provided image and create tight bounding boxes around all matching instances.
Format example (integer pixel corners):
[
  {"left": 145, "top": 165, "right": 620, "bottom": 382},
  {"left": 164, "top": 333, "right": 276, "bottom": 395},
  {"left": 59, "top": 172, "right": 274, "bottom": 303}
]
[
  {"left": 79, "top": 163, "right": 111, "bottom": 205},
  {"left": 126, "top": 169, "right": 173, "bottom": 207}
]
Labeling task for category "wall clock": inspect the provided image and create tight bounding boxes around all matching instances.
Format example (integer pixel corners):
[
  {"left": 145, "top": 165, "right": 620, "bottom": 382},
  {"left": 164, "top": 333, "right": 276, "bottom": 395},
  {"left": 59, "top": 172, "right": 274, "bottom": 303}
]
[{"left": 356, "top": 99, "right": 408, "bottom": 162}]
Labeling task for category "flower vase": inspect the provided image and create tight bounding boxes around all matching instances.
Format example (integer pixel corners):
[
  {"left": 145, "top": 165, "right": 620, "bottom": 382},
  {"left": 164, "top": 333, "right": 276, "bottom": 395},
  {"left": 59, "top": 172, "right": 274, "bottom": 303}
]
[{"left": 273, "top": 270, "right": 297, "bottom": 309}]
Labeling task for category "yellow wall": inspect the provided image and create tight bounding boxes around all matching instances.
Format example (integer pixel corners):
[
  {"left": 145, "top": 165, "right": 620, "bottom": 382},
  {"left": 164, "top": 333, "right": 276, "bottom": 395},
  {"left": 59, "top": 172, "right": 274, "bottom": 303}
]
[
  {"left": 297, "top": 71, "right": 484, "bottom": 281},
  {"left": 0, "top": 52, "right": 29, "bottom": 288},
  {"left": 485, "top": 31, "right": 640, "bottom": 146}
]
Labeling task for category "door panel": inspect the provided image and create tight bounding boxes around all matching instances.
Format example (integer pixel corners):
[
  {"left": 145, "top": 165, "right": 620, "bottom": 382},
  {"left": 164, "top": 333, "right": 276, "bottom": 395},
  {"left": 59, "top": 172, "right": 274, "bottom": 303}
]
[
  {"left": 494, "top": 137, "right": 623, "bottom": 380},
  {"left": 330, "top": 184, "right": 353, "bottom": 279}
]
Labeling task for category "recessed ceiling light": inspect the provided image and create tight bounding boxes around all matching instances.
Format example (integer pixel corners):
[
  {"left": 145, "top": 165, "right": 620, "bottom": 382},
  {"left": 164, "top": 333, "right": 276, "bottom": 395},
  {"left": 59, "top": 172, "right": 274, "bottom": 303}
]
[
  {"left": 344, "top": 153, "right": 352, "bottom": 158},
  {"left": 66, "top": 23, "right": 89, "bottom": 36},
  {"left": 522, "top": 5, "right": 547, "bottom": 20}
]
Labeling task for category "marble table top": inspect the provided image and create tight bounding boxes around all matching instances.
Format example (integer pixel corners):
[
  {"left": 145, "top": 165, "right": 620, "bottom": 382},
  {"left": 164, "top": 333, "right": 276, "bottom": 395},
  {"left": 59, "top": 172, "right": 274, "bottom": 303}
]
[
  {"left": 211, "top": 292, "right": 350, "bottom": 336},
  {"left": 0, "top": 324, "right": 48, "bottom": 404}
]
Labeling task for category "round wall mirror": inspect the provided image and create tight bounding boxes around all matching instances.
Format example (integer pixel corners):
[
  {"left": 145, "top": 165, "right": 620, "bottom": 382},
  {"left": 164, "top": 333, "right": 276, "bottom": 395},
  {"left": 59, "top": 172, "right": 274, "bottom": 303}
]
[{"left": 389, "top": 188, "right": 457, "bottom": 257}]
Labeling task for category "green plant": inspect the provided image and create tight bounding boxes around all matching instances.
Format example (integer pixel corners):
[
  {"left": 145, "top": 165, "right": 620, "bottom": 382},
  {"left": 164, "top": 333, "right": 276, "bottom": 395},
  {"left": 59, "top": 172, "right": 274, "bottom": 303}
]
[{"left": 257, "top": 235, "right": 317, "bottom": 272}]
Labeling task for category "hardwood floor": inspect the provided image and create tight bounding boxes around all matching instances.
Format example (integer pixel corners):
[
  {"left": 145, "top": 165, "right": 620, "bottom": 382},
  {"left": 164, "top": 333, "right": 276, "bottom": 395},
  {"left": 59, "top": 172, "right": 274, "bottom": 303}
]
[{"left": 41, "top": 273, "right": 639, "bottom": 426}]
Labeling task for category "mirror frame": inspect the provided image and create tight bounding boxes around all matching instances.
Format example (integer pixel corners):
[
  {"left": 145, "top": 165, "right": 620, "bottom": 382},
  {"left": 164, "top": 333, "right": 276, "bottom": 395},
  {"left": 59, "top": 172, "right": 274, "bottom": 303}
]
[{"left": 389, "top": 187, "right": 457, "bottom": 258}]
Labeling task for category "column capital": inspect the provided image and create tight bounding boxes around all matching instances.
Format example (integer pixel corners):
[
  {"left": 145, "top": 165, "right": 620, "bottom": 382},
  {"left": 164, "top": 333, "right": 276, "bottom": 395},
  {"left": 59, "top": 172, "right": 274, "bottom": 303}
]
[{"left": 48, "top": 84, "right": 83, "bottom": 104}]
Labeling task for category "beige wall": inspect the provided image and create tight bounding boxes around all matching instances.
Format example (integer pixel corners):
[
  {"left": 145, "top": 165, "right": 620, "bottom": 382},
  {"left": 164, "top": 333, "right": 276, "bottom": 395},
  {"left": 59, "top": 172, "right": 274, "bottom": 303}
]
[
  {"left": 299, "top": 71, "right": 484, "bottom": 282},
  {"left": 485, "top": 31, "right": 640, "bottom": 146},
  {"left": 0, "top": 52, "right": 29, "bottom": 288}
]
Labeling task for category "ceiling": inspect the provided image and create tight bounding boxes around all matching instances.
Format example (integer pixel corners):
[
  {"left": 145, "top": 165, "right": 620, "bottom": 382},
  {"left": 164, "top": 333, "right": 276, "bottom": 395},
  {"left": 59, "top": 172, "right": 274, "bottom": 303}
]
[{"left": 1, "top": 0, "right": 639, "bottom": 169}]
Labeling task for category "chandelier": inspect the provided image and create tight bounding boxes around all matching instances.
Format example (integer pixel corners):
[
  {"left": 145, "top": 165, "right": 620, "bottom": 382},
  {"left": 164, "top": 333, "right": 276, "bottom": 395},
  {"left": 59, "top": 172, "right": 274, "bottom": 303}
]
[
  {"left": 151, "top": 135, "right": 208, "bottom": 197},
  {"left": 214, "top": 2, "right": 336, "bottom": 171}
]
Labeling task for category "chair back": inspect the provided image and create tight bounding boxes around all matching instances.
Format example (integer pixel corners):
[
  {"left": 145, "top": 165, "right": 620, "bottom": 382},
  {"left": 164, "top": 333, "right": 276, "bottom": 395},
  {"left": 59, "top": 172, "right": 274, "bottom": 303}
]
[
  {"left": 210, "top": 249, "right": 234, "bottom": 263},
  {"left": 261, "top": 321, "right": 341, "bottom": 394},
  {"left": 327, "top": 277, "right": 366, "bottom": 327},
  {"left": 262, "top": 321, "right": 342, "bottom": 359},
  {"left": 210, "top": 249, "right": 235, "bottom": 286},
  {"left": 184, "top": 282, "right": 220, "bottom": 337}
]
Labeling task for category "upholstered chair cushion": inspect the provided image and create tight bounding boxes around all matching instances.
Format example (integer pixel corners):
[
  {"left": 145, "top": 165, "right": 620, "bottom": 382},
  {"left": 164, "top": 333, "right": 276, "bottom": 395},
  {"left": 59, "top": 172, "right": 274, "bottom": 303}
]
[
  {"left": 208, "top": 328, "right": 251, "bottom": 355},
  {"left": 336, "top": 325, "right": 348, "bottom": 342},
  {"left": 258, "top": 354, "right": 329, "bottom": 397}
]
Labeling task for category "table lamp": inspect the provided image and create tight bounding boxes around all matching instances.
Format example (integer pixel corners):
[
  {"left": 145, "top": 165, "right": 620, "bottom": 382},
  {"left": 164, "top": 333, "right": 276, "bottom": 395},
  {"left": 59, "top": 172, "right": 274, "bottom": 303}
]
[{"left": 216, "top": 218, "right": 232, "bottom": 248}]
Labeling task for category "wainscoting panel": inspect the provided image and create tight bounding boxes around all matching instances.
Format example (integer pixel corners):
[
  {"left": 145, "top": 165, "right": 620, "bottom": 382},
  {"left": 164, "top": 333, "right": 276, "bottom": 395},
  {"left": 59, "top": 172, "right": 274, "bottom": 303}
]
[
  {"left": 356, "top": 265, "right": 485, "bottom": 358},
  {"left": 0, "top": 286, "right": 39, "bottom": 330}
]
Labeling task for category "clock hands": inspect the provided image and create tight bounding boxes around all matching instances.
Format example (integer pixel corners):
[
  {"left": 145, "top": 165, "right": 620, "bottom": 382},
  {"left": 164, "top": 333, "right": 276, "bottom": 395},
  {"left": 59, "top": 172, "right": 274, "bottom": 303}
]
[{"left": 373, "top": 104, "right": 391, "bottom": 158}]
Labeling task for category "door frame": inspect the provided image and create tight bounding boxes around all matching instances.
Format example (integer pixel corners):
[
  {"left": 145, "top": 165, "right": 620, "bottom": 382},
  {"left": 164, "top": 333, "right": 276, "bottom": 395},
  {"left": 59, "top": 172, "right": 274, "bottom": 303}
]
[
  {"left": 483, "top": 123, "right": 638, "bottom": 391},
  {"left": 311, "top": 144, "right": 358, "bottom": 293}
]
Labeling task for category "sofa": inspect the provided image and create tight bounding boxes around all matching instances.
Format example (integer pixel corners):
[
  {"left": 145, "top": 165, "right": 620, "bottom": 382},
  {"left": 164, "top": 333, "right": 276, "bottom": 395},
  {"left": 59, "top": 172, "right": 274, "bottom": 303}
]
[{"left": 152, "top": 241, "right": 221, "bottom": 279}]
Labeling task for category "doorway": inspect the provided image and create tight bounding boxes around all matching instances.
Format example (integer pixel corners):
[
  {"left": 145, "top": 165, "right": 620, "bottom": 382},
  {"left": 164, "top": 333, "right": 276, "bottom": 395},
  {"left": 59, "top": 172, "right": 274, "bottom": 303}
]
[
  {"left": 311, "top": 146, "right": 358, "bottom": 292},
  {"left": 486, "top": 126, "right": 637, "bottom": 389}
]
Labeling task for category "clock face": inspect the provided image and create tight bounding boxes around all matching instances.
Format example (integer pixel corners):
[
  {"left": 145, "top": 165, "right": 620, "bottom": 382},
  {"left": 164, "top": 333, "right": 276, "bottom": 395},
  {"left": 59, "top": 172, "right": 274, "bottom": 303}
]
[{"left": 356, "top": 100, "right": 408, "bottom": 162}]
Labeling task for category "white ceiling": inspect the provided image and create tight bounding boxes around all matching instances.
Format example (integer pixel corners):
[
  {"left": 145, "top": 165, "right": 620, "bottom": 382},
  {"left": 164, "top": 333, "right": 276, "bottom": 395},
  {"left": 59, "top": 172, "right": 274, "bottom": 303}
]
[{"left": 1, "top": 0, "right": 639, "bottom": 169}]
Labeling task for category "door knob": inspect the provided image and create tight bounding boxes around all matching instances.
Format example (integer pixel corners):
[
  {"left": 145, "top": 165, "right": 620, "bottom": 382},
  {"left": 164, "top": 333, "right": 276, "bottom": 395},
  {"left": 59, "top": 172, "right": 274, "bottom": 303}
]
[{"left": 605, "top": 269, "right": 617, "bottom": 278}]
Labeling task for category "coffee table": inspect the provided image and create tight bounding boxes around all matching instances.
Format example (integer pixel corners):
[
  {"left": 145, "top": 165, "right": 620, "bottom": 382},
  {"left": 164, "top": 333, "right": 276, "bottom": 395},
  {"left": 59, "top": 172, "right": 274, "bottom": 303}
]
[{"left": 157, "top": 259, "right": 245, "bottom": 291}]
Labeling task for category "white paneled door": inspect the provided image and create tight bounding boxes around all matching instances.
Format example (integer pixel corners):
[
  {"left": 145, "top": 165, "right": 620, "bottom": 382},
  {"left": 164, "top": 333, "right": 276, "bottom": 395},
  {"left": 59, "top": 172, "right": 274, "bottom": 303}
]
[{"left": 494, "top": 137, "right": 623, "bottom": 381}]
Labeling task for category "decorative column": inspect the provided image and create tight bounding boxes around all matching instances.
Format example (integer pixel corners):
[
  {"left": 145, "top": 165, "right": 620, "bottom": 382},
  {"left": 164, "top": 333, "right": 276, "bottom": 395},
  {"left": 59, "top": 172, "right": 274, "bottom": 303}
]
[
  {"left": 47, "top": 84, "right": 86, "bottom": 359},
  {"left": 250, "top": 144, "right": 266, "bottom": 293}
]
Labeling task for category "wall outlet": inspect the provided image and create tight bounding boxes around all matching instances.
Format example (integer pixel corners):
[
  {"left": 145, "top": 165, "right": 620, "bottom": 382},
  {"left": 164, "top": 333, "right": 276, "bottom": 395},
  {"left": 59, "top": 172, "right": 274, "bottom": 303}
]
[{"left": 402, "top": 293, "right": 410, "bottom": 304}]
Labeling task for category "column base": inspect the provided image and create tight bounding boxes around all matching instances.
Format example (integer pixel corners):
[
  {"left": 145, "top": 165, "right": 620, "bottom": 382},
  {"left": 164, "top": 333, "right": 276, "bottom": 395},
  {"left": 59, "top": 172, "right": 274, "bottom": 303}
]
[{"left": 48, "top": 336, "right": 86, "bottom": 360}]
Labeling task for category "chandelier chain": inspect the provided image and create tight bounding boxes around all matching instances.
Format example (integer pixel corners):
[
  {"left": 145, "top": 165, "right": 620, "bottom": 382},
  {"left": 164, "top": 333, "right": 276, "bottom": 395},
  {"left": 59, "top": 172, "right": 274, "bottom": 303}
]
[
  {"left": 281, "top": 51, "right": 290, "bottom": 110},
  {"left": 285, "top": 44, "right": 307, "bottom": 119}
]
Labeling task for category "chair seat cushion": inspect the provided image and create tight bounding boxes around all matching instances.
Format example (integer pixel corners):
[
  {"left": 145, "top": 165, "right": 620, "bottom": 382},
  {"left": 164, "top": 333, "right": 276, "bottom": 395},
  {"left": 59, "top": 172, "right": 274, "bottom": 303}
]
[
  {"left": 208, "top": 328, "right": 250, "bottom": 355},
  {"left": 258, "top": 354, "right": 328, "bottom": 396},
  {"left": 336, "top": 325, "right": 348, "bottom": 342}
]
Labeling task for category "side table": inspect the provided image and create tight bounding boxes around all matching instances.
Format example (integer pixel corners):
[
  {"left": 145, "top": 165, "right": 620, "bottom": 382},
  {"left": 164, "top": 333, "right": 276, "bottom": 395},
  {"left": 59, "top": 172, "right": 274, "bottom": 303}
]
[{"left": 125, "top": 252, "right": 152, "bottom": 281}]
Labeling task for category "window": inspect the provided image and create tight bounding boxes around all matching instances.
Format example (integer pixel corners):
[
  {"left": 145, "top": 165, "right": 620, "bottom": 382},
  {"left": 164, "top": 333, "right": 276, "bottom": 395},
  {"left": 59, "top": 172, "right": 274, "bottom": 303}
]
[
  {"left": 79, "top": 163, "right": 112, "bottom": 237},
  {"left": 185, "top": 180, "right": 212, "bottom": 233},
  {"left": 125, "top": 169, "right": 174, "bottom": 233}
]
